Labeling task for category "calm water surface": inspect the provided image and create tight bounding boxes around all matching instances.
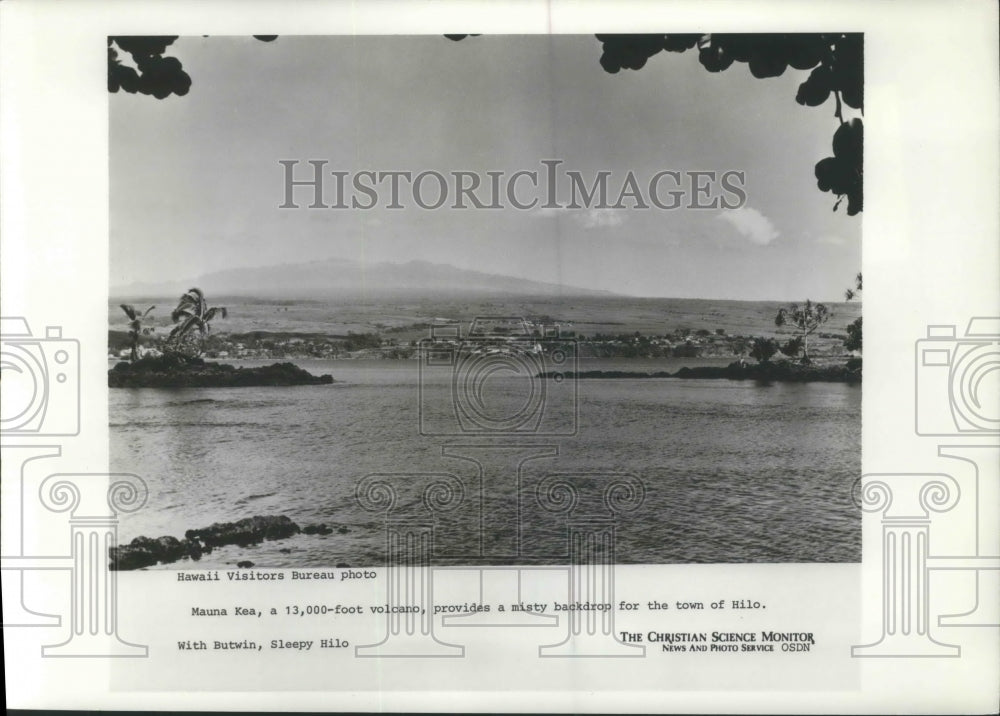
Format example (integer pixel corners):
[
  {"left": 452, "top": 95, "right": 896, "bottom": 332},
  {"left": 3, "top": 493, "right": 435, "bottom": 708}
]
[{"left": 109, "top": 358, "right": 861, "bottom": 566}]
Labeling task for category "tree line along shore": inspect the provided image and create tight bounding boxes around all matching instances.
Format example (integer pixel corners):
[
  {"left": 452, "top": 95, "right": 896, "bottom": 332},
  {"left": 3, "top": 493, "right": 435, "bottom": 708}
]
[
  {"left": 110, "top": 325, "right": 855, "bottom": 363},
  {"left": 110, "top": 288, "right": 861, "bottom": 386}
]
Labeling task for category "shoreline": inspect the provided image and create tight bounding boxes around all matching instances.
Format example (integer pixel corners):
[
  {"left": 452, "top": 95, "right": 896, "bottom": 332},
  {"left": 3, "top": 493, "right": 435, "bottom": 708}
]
[
  {"left": 540, "top": 361, "right": 861, "bottom": 383},
  {"left": 109, "top": 355, "right": 859, "bottom": 386},
  {"left": 110, "top": 515, "right": 352, "bottom": 571},
  {"left": 108, "top": 354, "right": 334, "bottom": 388}
]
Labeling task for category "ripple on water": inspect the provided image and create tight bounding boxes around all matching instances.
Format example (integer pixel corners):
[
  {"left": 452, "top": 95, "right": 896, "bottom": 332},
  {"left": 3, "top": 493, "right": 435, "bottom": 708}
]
[{"left": 111, "top": 366, "right": 861, "bottom": 565}]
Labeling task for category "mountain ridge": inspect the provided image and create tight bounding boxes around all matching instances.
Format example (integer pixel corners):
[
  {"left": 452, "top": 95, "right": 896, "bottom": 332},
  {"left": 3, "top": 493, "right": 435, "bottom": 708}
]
[{"left": 111, "top": 258, "right": 616, "bottom": 299}]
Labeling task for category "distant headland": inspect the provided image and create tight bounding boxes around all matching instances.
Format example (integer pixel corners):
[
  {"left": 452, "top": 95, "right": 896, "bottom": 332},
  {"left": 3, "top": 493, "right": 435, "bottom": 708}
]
[{"left": 109, "top": 354, "right": 333, "bottom": 388}]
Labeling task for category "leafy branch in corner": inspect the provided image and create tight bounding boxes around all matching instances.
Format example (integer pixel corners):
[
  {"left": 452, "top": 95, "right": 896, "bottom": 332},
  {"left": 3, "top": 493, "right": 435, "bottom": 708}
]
[
  {"left": 108, "top": 33, "right": 863, "bottom": 215},
  {"left": 108, "top": 35, "right": 277, "bottom": 99},
  {"left": 597, "top": 33, "right": 863, "bottom": 215},
  {"left": 454, "top": 33, "right": 863, "bottom": 215}
]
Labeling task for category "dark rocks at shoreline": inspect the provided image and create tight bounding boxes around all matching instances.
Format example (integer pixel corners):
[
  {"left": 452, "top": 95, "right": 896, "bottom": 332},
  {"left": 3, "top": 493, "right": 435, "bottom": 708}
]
[
  {"left": 108, "top": 515, "right": 361, "bottom": 570},
  {"left": 185, "top": 515, "right": 301, "bottom": 549},
  {"left": 301, "top": 523, "right": 350, "bottom": 536},
  {"left": 186, "top": 538, "right": 203, "bottom": 560},
  {"left": 108, "top": 353, "right": 333, "bottom": 388},
  {"left": 303, "top": 523, "right": 333, "bottom": 535},
  {"left": 110, "top": 535, "right": 205, "bottom": 571},
  {"left": 237, "top": 560, "right": 254, "bottom": 568},
  {"left": 110, "top": 514, "right": 304, "bottom": 570},
  {"left": 673, "top": 360, "right": 860, "bottom": 383},
  {"left": 540, "top": 360, "right": 860, "bottom": 383}
]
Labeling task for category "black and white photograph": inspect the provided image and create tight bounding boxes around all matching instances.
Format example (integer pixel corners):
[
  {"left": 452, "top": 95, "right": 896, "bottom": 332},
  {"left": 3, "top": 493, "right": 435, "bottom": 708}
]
[
  {"left": 2, "top": 1, "right": 997, "bottom": 712},
  {"left": 107, "top": 33, "right": 863, "bottom": 570}
]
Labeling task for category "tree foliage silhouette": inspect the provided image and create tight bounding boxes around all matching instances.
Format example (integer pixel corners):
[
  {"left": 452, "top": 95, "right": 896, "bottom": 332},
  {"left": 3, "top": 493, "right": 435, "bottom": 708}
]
[
  {"left": 775, "top": 299, "right": 831, "bottom": 364},
  {"left": 167, "top": 288, "right": 228, "bottom": 356},
  {"left": 108, "top": 33, "right": 862, "bottom": 213},
  {"left": 843, "top": 272, "right": 863, "bottom": 353},
  {"left": 749, "top": 336, "right": 779, "bottom": 363},
  {"left": 464, "top": 33, "right": 864, "bottom": 215},
  {"left": 119, "top": 303, "right": 156, "bottom": 362},
  {"left": 108, "top": 37, "right": 191, "bottom": 98},
  {"left": 108, "top": 35, "right": 276, "bottom": 99}
]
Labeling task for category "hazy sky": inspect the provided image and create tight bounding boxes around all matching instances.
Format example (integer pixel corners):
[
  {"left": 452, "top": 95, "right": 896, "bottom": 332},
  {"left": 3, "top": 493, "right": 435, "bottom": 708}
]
[{"left": 111, "top": 35, "right": 861, "bottom": 301}]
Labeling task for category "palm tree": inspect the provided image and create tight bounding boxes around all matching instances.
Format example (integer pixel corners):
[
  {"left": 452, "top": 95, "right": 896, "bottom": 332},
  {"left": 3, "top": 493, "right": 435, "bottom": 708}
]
[
  {"left": 120, "top": 304, "right": 155, "bottom": 362},
  {"left": 775, "top": 299, "right": 830, "bottom": 364},
  {"left": 167, "top": 288, "right": 227, "bottom": 350}
]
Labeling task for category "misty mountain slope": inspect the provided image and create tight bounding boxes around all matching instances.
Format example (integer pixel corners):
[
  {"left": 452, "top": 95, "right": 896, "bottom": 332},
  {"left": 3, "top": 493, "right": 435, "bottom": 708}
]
[{"left": 112, "top": 258, "right": 613, "bottom": 300}]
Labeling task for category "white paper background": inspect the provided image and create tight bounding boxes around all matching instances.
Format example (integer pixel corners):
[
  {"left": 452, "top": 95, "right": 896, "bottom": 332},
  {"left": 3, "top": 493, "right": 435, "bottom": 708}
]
[{"left": 2, "top": 0, "right": 998, "bottom": 712}]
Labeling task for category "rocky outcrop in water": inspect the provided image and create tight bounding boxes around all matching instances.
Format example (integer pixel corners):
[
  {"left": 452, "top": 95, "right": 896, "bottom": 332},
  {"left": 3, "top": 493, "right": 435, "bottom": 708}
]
[
  {"left": 185, "top": 515, "right": 301, "bottom": 548},
  {"left": 110, "top": 535, "right": 204, "bottom": 571},
  {"left": 108, "top": 515, "right": 350, "bottom": 571},
  {"left": 303, "top": 523, "right": 333, "bottom": 535},
  {"left": 108, "top": 354, "right": 333, "bottom": 388},
  {"left": 540, "top": 360, "right": 860, "bottom": 383},
  {"left": 109, "top": 514, "right": 351, "bottom": 570},
  {"left": 672, "top": 360, "right": 860, "bottom": 383}
]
